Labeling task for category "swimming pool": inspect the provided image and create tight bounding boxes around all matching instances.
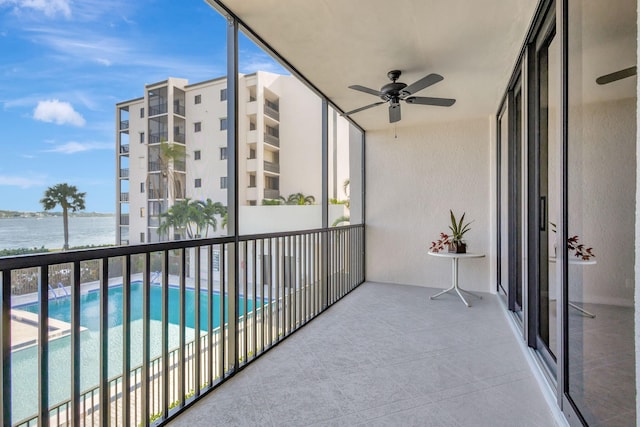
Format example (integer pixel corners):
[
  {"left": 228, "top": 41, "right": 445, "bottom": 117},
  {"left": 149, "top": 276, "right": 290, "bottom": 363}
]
[
  {"left": 11, "top": 281, "right": 265, "bottom": 422},
  {"left": 19, "top": 280, "right": 259, "bottom": 331}
]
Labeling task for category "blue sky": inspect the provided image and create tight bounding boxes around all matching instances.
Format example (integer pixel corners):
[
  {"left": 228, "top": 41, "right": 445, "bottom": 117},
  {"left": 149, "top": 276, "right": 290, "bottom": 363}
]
[{"left": 0, "top": 0, "right": 284, "bottom": 213}]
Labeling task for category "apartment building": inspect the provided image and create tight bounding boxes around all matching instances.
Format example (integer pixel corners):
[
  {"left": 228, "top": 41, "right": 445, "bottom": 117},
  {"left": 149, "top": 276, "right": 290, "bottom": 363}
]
[{"left": 116, "top": 71, "right": 346, "bottom": 244}]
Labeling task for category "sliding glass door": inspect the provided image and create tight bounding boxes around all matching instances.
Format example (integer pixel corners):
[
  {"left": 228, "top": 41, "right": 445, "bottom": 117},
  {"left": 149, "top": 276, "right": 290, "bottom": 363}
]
[{"left": 564, "top": 0, "right": 637, "bottom": 424}]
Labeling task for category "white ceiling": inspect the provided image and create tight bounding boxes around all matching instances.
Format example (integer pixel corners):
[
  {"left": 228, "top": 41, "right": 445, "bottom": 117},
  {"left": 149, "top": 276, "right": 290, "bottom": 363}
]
[
  {"left": 216, "top": 0, "right": 539, "bottom": 131},
  {"left": 216, "top": 0, "right": 636, "bottom": 131}
]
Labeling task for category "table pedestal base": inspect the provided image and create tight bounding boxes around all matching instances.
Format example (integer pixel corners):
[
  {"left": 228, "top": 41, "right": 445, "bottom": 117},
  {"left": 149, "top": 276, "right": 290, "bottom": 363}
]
[{"left": 429, "top": 257, "right": 482, "bottom": 307}]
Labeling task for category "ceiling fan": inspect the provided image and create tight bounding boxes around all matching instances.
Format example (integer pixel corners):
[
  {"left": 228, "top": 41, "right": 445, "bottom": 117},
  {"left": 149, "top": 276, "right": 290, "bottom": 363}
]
[
  {"left": 596, "top": 66, "right": 637, "bottom": 85},
  {"left": 344, "top": 70, "right": 456, "bottom": 123}
]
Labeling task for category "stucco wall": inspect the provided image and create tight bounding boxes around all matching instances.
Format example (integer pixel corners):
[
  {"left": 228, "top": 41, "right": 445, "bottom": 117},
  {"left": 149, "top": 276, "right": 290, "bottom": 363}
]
[
  {"left": 365, "top": 118, "right": 492, "bottom": 292},
  {"left": 569, "top": 98, "right": 636, "bottom": 306}
]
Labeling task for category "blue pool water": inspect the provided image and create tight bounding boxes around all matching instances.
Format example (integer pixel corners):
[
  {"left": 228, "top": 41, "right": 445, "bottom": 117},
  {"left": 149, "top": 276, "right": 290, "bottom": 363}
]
[
  {"left": 19, "top": 281, "right": 260, "bottom": 332},
  {"left": 11, "top": 281, "right": 266, "bottom": 422}
]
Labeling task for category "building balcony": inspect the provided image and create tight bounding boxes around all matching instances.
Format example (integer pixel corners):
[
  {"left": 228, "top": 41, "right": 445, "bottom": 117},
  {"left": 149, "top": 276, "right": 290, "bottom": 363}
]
[
  {"left": 247, "top": 129, "right": 257, "bottom": 144},
  {"left": 170, "top": 282, "right": 558, "bottom": 426},
  {"left": 0, "top": 226, "right": 558, "bottom": 426},
  {"left": 246, "top": 99, "right": 257, "bottom": 115},
  {"left": 174, "top": 160, "right": 186, "bottom": 172},
  {"left": 119, "top": 168, "right": 129, "bottom": 178},
  {"left": 174, "top": 133, "right": 186, "bottom": 144},
  {"left": 149, "top": 132, "right": 168, "bottom": 144},
  {"left": 120, "top": 120, "right": 129, "bottom": 131},
  {"left": 263, "top": 160, "right": 280, "bottom": 174},
  {"left": 246, "top": 158, "right": 257, "bottom": 172},
  {"left": 0, "top": 227, "right": 369, "bottom": 426},
  {"left": 148, "top": 161, "right": 161, "bottom": 172},
  {"left": 119, "top": 144, "right": 130, "bottom": 155},
  {"left": 148, "top": 189, "right": 164, "bottom": 200},
  {"left": 120, "top": 213, "right": 130, "bottom": 225},
  {"left": 173, "top": 104, "right": 185, "bottom": 116},
  {"left": 149, "top": 104, "right": 168, "bottom": 116},
  {"left": 120, "top": 192, "right": 129, "bottom": 202},
  {"left": 246, "top": 187, "right": 258, "bottom": 200},
  {"left": 264, "top": 133, "right": 280, "bottom": 148},
  {"left": 148, "top": 215, "right": 161, "bottom": 227},
  {"left": 264, "top": 104, "right": 279, "bottom": 121},
  {"left": 264, "top": 188, "right": 280, "bottom": 199}
]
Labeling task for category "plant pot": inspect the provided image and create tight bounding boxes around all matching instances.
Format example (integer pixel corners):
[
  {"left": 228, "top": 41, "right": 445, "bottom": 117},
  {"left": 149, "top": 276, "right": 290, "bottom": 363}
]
[{"left": 448, "top": 242, "right": 467, "bottom": 254}]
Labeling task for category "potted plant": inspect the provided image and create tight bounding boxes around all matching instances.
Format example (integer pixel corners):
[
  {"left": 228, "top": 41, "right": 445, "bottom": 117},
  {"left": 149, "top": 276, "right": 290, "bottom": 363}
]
[
  {"left": 550, "top": 222, "right": 595, "bottom": 260},
  {"left": 429, "top": 210, "right": 473, "bottom": 253}
]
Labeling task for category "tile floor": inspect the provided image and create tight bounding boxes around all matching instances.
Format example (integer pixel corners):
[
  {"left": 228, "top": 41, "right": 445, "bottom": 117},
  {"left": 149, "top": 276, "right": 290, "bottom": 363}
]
[{"left": 168, "top": 281, "right": 561, "bottom": 426}]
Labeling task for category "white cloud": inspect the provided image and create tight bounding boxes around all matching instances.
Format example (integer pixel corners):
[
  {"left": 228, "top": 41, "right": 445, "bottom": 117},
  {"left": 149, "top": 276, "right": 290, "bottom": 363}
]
[
  {"left": 238, "top": 51, "right": 289, "bottom": 75},
  {"left": 45, "top": 141, "right": 112, "bottom": 154},
  {"left": 0, "top": 0, "right": 71, "bottom": 18},
  {"left": 33, "top": 99, "right": 85, "bottom": 126},
  {"left": 95, "top": 58, "right": 112, "bottom": 66},
  {"left": 0, "top": 174, "right": 46, "bottom": 188}
]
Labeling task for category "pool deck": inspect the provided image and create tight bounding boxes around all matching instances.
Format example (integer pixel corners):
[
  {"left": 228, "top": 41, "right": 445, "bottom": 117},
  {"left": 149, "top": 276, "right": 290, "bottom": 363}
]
[{"left": 10, "top": 309, "right": 83, "bottom": 351}]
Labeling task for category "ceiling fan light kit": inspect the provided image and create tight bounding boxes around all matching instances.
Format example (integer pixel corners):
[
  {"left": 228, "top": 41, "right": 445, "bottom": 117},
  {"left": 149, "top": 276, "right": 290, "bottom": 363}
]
[{"left": 345, "top": 70, "right": 456, "bottom": 123}]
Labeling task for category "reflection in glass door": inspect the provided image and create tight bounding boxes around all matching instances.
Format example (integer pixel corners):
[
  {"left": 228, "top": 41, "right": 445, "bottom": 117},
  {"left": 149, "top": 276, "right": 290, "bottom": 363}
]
[
  {"left": 533, "top": 15, "right": 558, "bottom": 366},
  {"left": 565, "top": 0, "right": 637, "bottom": 424},
  {"left": 498, "top": 78, "right": 524, "bottom": 319}
]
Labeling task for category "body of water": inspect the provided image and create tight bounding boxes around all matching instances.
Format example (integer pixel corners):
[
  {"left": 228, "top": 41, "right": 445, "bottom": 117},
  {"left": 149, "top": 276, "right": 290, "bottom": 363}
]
[{"left": 0, "top": 216, "right": 115, "bottom": 250}]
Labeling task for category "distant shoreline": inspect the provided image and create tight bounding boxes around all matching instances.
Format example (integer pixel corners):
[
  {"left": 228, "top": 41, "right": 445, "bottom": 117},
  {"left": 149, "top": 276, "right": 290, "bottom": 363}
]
[{"left": 0, "top": 211, "right": 114, "bottom": 219}]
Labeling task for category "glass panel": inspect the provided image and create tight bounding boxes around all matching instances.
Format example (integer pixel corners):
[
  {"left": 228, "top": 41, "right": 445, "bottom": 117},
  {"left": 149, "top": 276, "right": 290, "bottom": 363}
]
[
  {"left": 238, "top": 31, "right": 323, "bottom": 234},
  {"left": 513, "top": 86, "right": 523, "bottom": 313},
  {"left": 567, "top": 0, "right": 636, "bottom": 424},
  {"left": 498, "top": 103, "right": 509, "bottom": 300},
  {"left": 536, "top": 30, "right": 559, "bottom": 361}
]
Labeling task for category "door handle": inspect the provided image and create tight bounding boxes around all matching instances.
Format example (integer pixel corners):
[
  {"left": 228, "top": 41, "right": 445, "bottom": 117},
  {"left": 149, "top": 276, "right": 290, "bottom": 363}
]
[{"left": 540, "top": 196, "right": 546, "bottom": 231}]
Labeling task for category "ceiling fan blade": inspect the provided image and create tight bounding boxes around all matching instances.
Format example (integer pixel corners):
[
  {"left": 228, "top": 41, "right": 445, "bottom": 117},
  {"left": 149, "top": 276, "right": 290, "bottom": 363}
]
[
  {"left": 389, "top": 104, "right": 401, "bottom": 123},
  {"left": 402, "top": 73, "right": 444, "bottom": 95},
  {"left": 405, "top": 96, "right": 456, "bottom": 107},
  {"left": 343, "top": 101, "right": 385, "bottom": 116},
  {"left": 348, "top": 85, "right": 383, "bottom": 97},
  {"left": 596, "top": 66, "right": 637, "bottom": 85}
]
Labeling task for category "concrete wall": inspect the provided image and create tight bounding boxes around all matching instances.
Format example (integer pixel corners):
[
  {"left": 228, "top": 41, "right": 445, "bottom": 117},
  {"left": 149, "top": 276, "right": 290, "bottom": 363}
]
[{"left": 365, "top": 118, "right": 493, "bottom": 292}]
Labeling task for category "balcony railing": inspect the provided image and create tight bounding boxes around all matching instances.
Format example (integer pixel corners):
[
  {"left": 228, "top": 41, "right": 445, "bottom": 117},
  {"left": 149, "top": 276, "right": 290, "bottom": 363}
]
[
  {"left": 120, "top": 214, "right": 130, "bottom": 225},
  {"left": 148, "top": 161, "right": 161, "bottom": 172},
  {"left": 119, "top": 145, "right": 130, "bottom": 154},
  {"left": 148, "top": 215, "right": 161, "bottom": 227},
  {"left": 264, "top": 188, "right": 280, "bottom": 199},
  {"left": 173, "top": 133, "right": 185, "bottom": 144},
  {"left": 0, "top": 225, "right": 364, "bottom": 427},
  {"left": 173, "top": 104, "right": 185, "bottom": 116},
  {"left": 263, "top": 161, "right": 280, "bottom": 174},
  {"left": 120, "top": 192, "right": 129, "bottom": 202},
  {"left": 119, "top": 168, "right": 129, "bottom": 178},
  {"left": 174, "top": 160, "right": 186, "bottom": 172},
  {"left": 148, "top": 189, "right": 164, "bottom": 200},
  {"left": 264, "top": 133, "right": 280, "bottom": 147},
  {"left": 120, "top": 120, "right": 129, "bottom": 130},
  {"left": 264, "top": 105, "right": 279, "bottom": 121},
  {"left": 149, "top": 104, "right": 168, "bottom": 116},
  {"left": 149, "top": 132, "right": 168, "bottom": 144}
]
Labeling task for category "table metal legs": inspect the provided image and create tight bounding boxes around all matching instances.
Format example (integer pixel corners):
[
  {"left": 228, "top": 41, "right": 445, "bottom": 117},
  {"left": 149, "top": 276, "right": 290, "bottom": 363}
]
[
  {"left": 430, "top": 258, "right": 482, "bottom": 307},
  {"left": 569, "top": 302, "right": 596, "bottom": 318}
]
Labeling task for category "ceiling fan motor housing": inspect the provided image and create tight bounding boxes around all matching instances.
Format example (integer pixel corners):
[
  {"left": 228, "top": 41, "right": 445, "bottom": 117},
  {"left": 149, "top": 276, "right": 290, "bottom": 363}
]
[{"left": 380, "top": 82, "right": 407, "bottom": 100}]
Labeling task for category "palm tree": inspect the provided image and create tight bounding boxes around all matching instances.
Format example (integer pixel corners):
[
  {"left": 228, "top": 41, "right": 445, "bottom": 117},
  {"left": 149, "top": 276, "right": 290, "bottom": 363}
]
[
  {"left": 331, "top": 215, "right": 350, "bottom": 227},
  {"left": 158, "top": 141, "right": 186, "bottom": 203},
  {"left": 285, "top": 192, "right": 315, "bottom": 205},
  {"left": 40, "top": 183, "right": 86, "bottom": 250},
  {"left": 158, "top": 198, "right": 191, "bottom": 239},
  {"left": 148, "top": 141, "right": 186, "bottom": 241},
  {"left": 192, "top": 199, "right": 226, "bottom": 237}
]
